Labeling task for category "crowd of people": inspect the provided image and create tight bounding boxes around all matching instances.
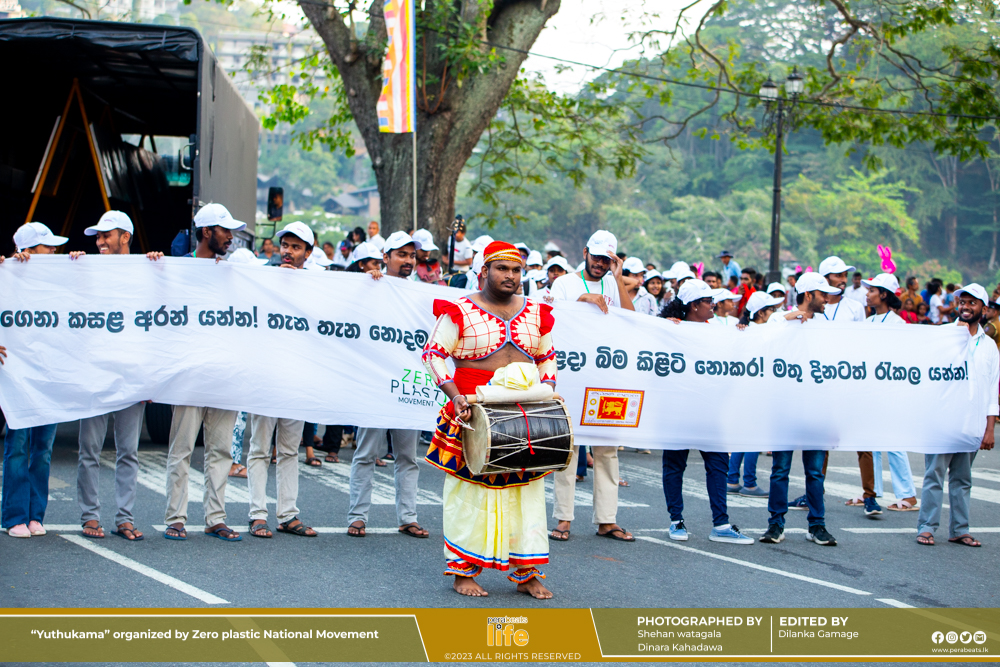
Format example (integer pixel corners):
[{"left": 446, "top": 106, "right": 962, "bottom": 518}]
[{"left": 1, "top": 209, "right": 997, "bottom": 600}]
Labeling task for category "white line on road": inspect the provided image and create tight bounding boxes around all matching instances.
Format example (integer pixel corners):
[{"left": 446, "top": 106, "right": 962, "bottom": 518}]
[
  {"left": 635, "top": 535, "right": 871, "bottom": 596},
  {"left": 150, "top": 525, "right": 401, "bottom": 535},
  {"left": 60, "top": 534, "right": 229, "bottom": 604},
  {"left": 826, "top": 465, "right": 1000, "bottom": 506},
  {"left": 619, "top": 463, "right": 767, "bottom": 508},
  {"left": 106, "top": 451, "right": 276, "bottom": 505},
  {"left": 297, "top": 459, "right": 444, "bottom": 505},
  {"left": 542, "top": 476, "right": 649, "bottom": 508}
]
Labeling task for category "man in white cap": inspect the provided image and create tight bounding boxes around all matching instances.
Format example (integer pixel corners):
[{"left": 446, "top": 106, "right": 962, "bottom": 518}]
[
  {"left": 75, "top": 211, "right": 163, "bottom": 540},
  {"left": 163, "top": 203, "right": 246, "bottom": 543},
  {"left": 817, "top": 256, "right": 866, "bottom": 321},
  {"left": 244, "top": 221, "right": 319, "bottom": 539},
  {"left": 549, "top": 230, "right": 634, "bottom": 543},
  {"left": 916, "top": 283, "right": 998, "bottom": 547},
  {"left": 622, "top": 257, "right": 656, "bottom": 315},
  {"left": 348, "top": 231, "right": 428, "bottom": 539},
  {"left": 411, "top": 229, "right": 445, "bottom": 285},
  {"left": 525, "top": 250, "right": 544, "bottom": 272},
  {"left": 761, "top": 272, "right": 841, "bottom": 546}
]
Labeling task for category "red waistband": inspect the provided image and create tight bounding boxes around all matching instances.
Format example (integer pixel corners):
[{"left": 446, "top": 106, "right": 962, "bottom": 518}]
[{"left": 453, "top": 367, "right": 495, "bottom": 395}]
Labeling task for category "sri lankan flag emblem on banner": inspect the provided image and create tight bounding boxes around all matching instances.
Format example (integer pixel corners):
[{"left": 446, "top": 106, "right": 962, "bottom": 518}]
[{"left": 376, "top": 0, "right": 415, "bottom": 133}]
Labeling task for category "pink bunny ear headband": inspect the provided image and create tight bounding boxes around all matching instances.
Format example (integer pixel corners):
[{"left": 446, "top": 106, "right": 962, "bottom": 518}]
[
  {"left": 692, "top": 262, "right": 704, "bottom": 279},
  {"left": 877, "top": 245, "right": 896, "bottom": 274}
]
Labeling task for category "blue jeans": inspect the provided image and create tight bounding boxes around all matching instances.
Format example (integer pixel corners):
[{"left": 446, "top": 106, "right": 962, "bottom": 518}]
[
  {"left": 873, "top": 451, "right": 917, "bottom": 500},
  {"left": 727, "top": 452, "right": 759, "bottom": 487},
  {"left": 662, "top": 449, "right": 729, "bottom": 526},
  {"left": 576, "top": 446, "right": 588, "bottom": 478},
  {"left": 2, "top": 424, "right": 58, "bottom": 529},
  {"left": 768, "top": 450, "right": 826, "bottom": 528}
]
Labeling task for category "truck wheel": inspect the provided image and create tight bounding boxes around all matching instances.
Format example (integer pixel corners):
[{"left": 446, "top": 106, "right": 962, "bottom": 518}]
[{"left": 145, "top": 403, "right": 173, "bottom": 444}]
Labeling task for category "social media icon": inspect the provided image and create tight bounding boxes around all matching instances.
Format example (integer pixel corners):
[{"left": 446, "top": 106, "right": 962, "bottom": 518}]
[
  {"left": 960, "top": 631, "right": 972, "bottom": 644},
  {"left": 974, "top": 631, "right": 987, "bottom": 645},
  {"left": 932, "top": 632, "right": 945, "bottom": 644},
  {"left": 947, "top": 631, "right": 959, "bottom": 644}
]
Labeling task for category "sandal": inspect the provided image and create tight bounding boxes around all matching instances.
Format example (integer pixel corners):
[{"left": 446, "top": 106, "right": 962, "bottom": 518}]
[
  {"left": 575, "top": 475, "right": 585, "bottom": 482},
  {"left": 347, "top": 521, "right": 366, "bottom": 537},
  {"left": 598, "top": 527, "right": 635, "bottom": 542},
  {"left": 228, "top": 463, "right": 247, "bottom": 478},
  {"left": 948, "top": 534, "right": 981, "bottom": 547},
  {"left": 248, "top": 520, "right": 272, "bottom": 538},
  {"left": 278, "top": 517, "right": 317, "bottom": 537},
  {"left": 399, "top": 522, "right": 429, "bottom": 538},
  {"left": 112, "top": 523, "right": 144, "bottom": 541},
  {"left": 325, "top": 453, "right": 340, "bottom": 463},
  {"left": 205, "top": 523, "right": 242, "bottom": 541},
  {"left": 845, "top": 498, "right": 865, "bottom": 506},
  {"left": 887, "top": 499, "right": 919, "bottom": 512},
  {"left": 375, "top": 458, "right": 387, "bottom": 467},
  {"left": 549, "top": 528, "right": 570, "bottom": 541},
  {"left": 164, "top": 523, "right": 187, "bottom": 541},
  {"left": 618, "top": 478, "right": 630, "bottom": 487},
  {"left": 916, "top": 532, "right": 934, "bottom": 546},
  {"left": 384, "top": 453, "right": 395, "bottom": 461},
  {"left": 82, "top": 520, "right": 105, "bottom": 539},
  {"left": 306, "top": 457, "right": 323, "bottom": 467}
]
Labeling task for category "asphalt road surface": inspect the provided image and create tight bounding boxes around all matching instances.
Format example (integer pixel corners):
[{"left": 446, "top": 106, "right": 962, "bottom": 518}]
[{"left": 4, "top": 421, "right": 999, "bottom": 612}]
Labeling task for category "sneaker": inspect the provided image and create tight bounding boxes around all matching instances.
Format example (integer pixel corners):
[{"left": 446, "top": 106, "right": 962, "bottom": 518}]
[
  {"left": 7, "top": 524, "right": 31, "bottom": 538},
  {"left": 863, "top": 497, "right": 882, "bottom": 517},
  {"left": 726, "top": 483, "right": 742, "bottom": 494},
  {"left": 789, "top": 494, "right": 809, "bottom": 510},
  {"left": 806, "top": 526, "right": 837, "bottom": 546},
  {"left": 739, "top": 485, "right": 768, "bottom": 497},
  {"left": 27, "top": 520, "right": 46, "bottom": 536},
  {"left": 668, "top": 521, "right": 689, "bottom": 541},
  {"left": 709, "top": 524, "right": 754, "bottom": 544},
  {"left": 760, "top": 524, "right": 785, "bottom": 544}
]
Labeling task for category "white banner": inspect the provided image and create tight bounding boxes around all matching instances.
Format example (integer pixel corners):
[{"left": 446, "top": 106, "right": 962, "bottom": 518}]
[{"left": 0, "top": 255, "right": 984, "bottom": 453}]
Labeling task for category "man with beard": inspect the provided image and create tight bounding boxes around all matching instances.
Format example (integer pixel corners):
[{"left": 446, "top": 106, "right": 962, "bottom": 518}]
[
  {"left": 164, "top": 203, "right": 246, "bottom": 542},
  {"left": 75, "top": 211, "right": 163, "bottom": 540},
  {"left": 818, "top": 256, "right": 866, "bottom": 322},
  {"left": 761, "top": 272, "right": 842, "bottom": 546},
  {"left": 917, "top": 284, "right": 998, "bottom": 547},
  {"left": 347, "top": 231, "right": 429, "bottom": 539},
  {"left": 549, "top": 230, "right": 635, "bottom": 544},
  {"left": 246, "top": 221, "right": 319, "bottom": 539},
  {"left": 422, "top": 241, "right": 558, "bottom": 598}
]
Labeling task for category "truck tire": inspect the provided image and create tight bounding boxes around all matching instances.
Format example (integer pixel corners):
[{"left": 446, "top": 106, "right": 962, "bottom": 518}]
[{"left": 145, "top": 403, "right": 173, "bottom": 444}]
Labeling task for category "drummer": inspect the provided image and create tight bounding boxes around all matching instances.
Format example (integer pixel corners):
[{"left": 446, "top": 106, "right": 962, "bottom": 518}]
[{"left": 422, "top": 241, "right": 558, "bottom": 599}]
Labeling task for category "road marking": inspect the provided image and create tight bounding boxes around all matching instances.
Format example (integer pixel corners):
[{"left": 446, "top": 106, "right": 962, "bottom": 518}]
[
  {"left": 877, "top": 598, "right": 915, "bottom": 608},
  {"left": 60, "top": 534, "right": 229, "bottom": 604},
  {"left": 619, "top": 463, "right": 767, "bottom": 508},
  {"left": 542, "top": 476, "right": 649, "bottom": 508},
  {"left": 106, "top": 451, "right": 276, "bottom": 505},
  {"left": 635, "top": 535, "right": 871, "bottom": 596},
  {"left": 298, "top": 459, "right": 444, "bottom": 505},
  {"left": 151, "top": 525, "right": 401, "bottom": 535},
  {"left": 826, "top": 464, "right": 1000, "bottom": 505}
]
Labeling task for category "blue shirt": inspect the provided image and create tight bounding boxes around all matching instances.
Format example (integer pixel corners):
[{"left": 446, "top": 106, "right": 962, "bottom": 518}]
[{"left": 720, "top": 258, "right": 741, "bottom": 286}]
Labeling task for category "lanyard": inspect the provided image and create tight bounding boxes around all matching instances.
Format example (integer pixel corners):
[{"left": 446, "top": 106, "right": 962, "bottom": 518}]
[
  {"left": 822, "top": 300, "right": 841, "bottom": 320},
  {"left": 582, "top": 273, "right": 604, "bottom": 296},
  {"left": 869, "top": 311, "right": 890, "bottom": 323}
]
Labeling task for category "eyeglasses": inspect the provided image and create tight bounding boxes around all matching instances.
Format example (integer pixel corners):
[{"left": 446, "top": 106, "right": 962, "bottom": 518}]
[{"left": 693, "top": 298, "right": 714, "bottom": 306}]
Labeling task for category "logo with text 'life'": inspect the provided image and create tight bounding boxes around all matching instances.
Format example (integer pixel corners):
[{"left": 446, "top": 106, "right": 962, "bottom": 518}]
[
  {"left": 486, "top": 616, "right": 529, "bottom": 647},
  {"left": 581, "top": 388, "right": 644, "bottom": 427}
]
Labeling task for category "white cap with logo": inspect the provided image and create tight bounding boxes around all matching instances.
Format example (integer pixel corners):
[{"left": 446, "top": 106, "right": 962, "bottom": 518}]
[
  {"left": 622, "top": 257, "right": 645, "bottom": 274},
  {"left": 85, "top": 210, "right": 134, "bottom": 236},
  {"left": 677, "top": 279, "right": 724, "bottom": 305},
  {"left": 194, "top": 203, "right": 247, "bottom": 231},
  {"left": 955, "top": 283, "right": 989, "bottom": 305},
  {"left": 227, "top": 247, "right": 268, "bottom": 265},
  {"left": 796, "top": 271, "right": 842, "bottom": 294},
  {"left": 712, "top": 288, "right": 741, "bottom": 304},
  {"left": 861, "top": 273, "right": 899, "bottom": 293},
  {"left": 643, "top": 269, "right": 662, "bottom": 283},
  {"left": 526, "top": 250, "right": 543, "bottom": 267},
  {"left": 766, "top": 281, "right": 786, "bottom": 295},
  {"left": 471, "top": 235, "right": 495, "bottom": 255},
  {"left": 586, "top": 230, "right": 617, "bottom": 258},
  {"left": 352, "top": 242, "right": 384, "bottom": 263},
  {"left": 411, "top": 229, "right": 438, "bottom": 252},
  {"left": 746, "top": 291, "right": 785, "bottom": 316},
  {"left": 14, "top": 222, "right": 68, "bottom": 251},
  {"left": 818, "top": 256, "right": 855, "bottom": 276},
  {"left": 544, "top": 256, "right": 573, "bottom": 273},
  {"left": 276, "top": 221, "right": 316, "bottom": 247},
  {"left": 383, "top": 230, "right": 418, "bottom": 253}
]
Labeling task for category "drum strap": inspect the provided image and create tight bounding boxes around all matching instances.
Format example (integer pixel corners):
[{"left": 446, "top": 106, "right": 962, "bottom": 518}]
[{"left": 515, "top": 403, "right": 535, "bottom": 456}]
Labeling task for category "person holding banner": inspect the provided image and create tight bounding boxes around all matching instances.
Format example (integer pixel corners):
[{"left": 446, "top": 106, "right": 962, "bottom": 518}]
[
  {"left": 917, "top": 284, "right": 998, "bottom": 547},
  {"left": 75, "top": 211, "right": 163, "bottom": 541},
  {"left": 348, "top": 231, "right": 428, "bottom": 540},
  {"left": 549, "top": 230, "right": 635, "bottom": 544},
  {"left": 422, "top": 241, "right": 557, "bottom": 599},
  {"left": 818, "top": 256, "right": 866, "bottom": 322},
  {"left": 163, "top": 203, "right": 246, "bottom": 542},
  {"left": 660, "top": 280, "right": 754, "bottom": 544},
  {"left": 1, "top": 222, "right": 69, "bottom": 539},
  {"left": 761, "top": 272, "right": 841, "bottom": 546}
]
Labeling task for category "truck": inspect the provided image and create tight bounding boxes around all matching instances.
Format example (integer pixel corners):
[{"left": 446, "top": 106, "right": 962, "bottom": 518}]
[{"left": 0, "top": 18, "right": 260, "bottom": 442}]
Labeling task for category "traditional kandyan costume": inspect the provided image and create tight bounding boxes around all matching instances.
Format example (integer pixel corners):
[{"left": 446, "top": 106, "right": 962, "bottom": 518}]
[{"left": 421, "top": 242, "right": 558, "bottom": 584}]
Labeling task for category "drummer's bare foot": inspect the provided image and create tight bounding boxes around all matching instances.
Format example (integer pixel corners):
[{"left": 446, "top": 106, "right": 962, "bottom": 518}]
[
  {"left": 517, "top": 578, "right": 553, "bottom": 599},
  {"left": 453, "top": 576, "right": 488, "bottom": 597}
]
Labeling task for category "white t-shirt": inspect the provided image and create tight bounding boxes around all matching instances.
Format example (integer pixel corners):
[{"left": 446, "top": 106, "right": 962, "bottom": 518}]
[
  {"left": 822, "top": 297, "right": 866, "bottom": 322},
  {"left": 961, "top": 322, "right": 1000, "bottom": 418},
  {"left": 711, "top": 314, "right": 739, "bottom": 326},
  {"left": 844, "top": 284, "right": 868, "bottom": 305},
  {"left": 550, "top": 271, "right": 621, "bottom": 309},
  {"left": 453, "top": 238, "right": 472, "bottom": 262},
  {"left": 368, "top": 233, "right": 385, "bottom": 251},
  {"left": 866, "top": 310, "right": 906, "bottom": 325},
  {"left": 929, "top": 293, "right": 945, "bottom": 324},
  {"left": 632, "top": 286, "right": 658, "bottom": 316}
]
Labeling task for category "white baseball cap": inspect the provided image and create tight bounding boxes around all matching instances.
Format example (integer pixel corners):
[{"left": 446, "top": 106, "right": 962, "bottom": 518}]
[
  {"left": 471, "top": 235, "right": 495, "bottom": 254},
  {"left": 766, "top": 281, "right": 786, "bottom": 295},
  {"left": 526, "top": 250, "right": 543, "bottom": 267},
  {"left": 352, "top": 242, "right": 384, "bottom": 263},
  {"left": 85, "top": 210, "right": 133, "bottom": 236},
  {"left": 383, "top": 230, "right": 417, "bottom": 253},
  {"left": 544, "top": 241, "right": 561, "bottom": 253},
  {"left": 818, "top": 255, "right": 855, "bottom": 276},
  {"left": 305, "top": 249, "right": 333, "bottom": 267},
  {"left": 227, "top": 247, "right": 268, "bottom": 265},
  {"left": 643, "top": 269, "right": 662, "bottom": 283},
  {"left": 544, "top": 256, "right": 573, "bottom": 273},
  {"left": 622, "top": 257, "right": 645, "bottom": 274},
  {"left": 669, "top": 261, "right": 690, "bottom": 276},
  {"left": 955, "top": 283, "right": 989, "bottom": 305},
  {"left": 586, "top": 230, "right": 617, "bottom": 258},
  {"left": 712, "top": 288, "right": 742, "bottom": 304},
  {"left": 746, "top": 291, "right": 785, "bottom": 316},
  {"left": 526, "top": 268, "right": 547, "bottom": 282},
  {"left": 472, "top": 251, "right": 486, "bottom": 276},
  {"left": 411, "top": 229, "right": 438, "bottom": 252},
  {"left": 674, "top": 269, "right": 696, "bottom": 283},
  {"left": 194, "top": 203, "right": 246, "bottom": 230},
  {"left": 677, "top": 279, "right": 724, "bottom": 305},
  {"left": 276, "top": 221, "right": 315, "bottom": 247},
  {"left": 13, "top": 222, "right": 68, "bottom": 251},
  {"left": 861, "top": 273, "right": 899, "bottom": 293},
  {"left": 514, "top": 242, "right": 530, "bottom": 254},
  {"left": 796, "top": 271, "right": 842, "bottom": 294}
]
